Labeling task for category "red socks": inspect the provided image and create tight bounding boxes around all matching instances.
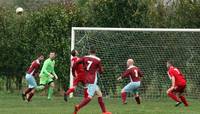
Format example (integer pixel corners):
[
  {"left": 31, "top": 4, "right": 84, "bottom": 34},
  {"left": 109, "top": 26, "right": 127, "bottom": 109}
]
[
  {"left": 135, "top": 96, "right": 140, "bottom": 104},
  {"left": 77, "top": 96, "right": 107, "bottom": 113},
  {"left": 27, "top": 92, "right": 34, "bottom": 102},
  {"left": 179, "top": 96, "right": 189, "bottom": 106},
  {"left": 98, "top": 97, "right": 106, "bottom": 113},
  {"left": 167, "top": 92, "right": 180, "bottom": 102},
  {"left": 84, "top": 88, "right": 88, "bottom": 98},
  {"left": 121, "top": 92, "right": 127, "bottom": 104},
  {"left": 78, "top": 97, "right": 91, "bottom": 109},
  {"left": 24, "top": 88, "right": 32, "bottom": 95},
  {"left": 65, "top": 88, "right": 75, "bottom": 96},
  {"left": 168, "top": 92, "right": 189, "bottom": 107}
]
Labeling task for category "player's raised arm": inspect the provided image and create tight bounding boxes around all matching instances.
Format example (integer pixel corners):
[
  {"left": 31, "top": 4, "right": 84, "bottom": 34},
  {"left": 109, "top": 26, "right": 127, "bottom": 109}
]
[
  {"left": 72, "top": 58, "right": 83, "bottom": 77},
  {"left": 71, "top": 50, "right": 79, "bottom": 68}
]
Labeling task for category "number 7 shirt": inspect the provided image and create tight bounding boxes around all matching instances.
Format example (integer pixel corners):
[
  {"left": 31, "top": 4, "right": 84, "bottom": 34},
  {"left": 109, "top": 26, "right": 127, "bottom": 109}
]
[{"left": 72, "top": 55, "right": 103, "bottom": 84}]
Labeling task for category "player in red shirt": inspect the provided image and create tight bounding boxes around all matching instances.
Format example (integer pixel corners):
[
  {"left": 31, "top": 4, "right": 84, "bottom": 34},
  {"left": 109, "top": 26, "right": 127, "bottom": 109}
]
[
  {"left": 64, "top": 50, "right": 87, "bottom": 102},
  {"left": 166, "top": 61, "right": 188, "bottom": 107},
  {"left": 22, "top": 54, "right": 44, "bottom": 102},
  {"left": 72, "top": 47, "right": 111, "bottom": 114},
  {"left": 117, "top": 59, "right": 143, "bottom": 104}
]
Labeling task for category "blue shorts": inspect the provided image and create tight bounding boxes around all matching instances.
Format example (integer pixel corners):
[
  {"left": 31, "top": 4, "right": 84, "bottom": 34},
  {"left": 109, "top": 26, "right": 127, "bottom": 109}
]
[
  {"left": 123, "top": 81, "right": 140, "bottom": 94},
  {"left": 25, "top": 73, "right": 37, "bottom": 88},
  {"left": 86, "top": 84, "right": 100, "bottom": 97}
]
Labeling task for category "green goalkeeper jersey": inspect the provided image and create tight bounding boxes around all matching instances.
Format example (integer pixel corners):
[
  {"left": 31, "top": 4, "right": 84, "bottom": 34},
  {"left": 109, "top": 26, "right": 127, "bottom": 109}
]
[{"left": 39, "top": 58, "right": 56, "bottom": 77}]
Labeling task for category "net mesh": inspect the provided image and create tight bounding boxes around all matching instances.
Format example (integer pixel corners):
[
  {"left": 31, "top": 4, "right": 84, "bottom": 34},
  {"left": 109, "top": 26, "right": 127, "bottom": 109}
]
[{"left": 72, "top": 29, "right": 200, "bottom": 99}]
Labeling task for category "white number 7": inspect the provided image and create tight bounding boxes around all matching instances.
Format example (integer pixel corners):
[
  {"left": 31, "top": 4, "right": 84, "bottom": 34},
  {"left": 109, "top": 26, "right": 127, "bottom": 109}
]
[{"left": 87, "top": 61, "right": 93, "bottom": 70}]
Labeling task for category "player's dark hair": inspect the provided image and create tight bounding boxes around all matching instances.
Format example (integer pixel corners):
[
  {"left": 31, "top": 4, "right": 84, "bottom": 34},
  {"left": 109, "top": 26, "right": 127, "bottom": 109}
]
[
  {"left": 89, "top": 46, "right": 96, "bottom": 54},
  {"left": 50, "top": 51, "right": 56, "bottom": 54},
  {"left": 71, "top": 49, "right": 77, "bottom": 57},
  {"left": 167, "top": 60, "right": 173, "bottom": 66},
  {"left": 37, "top": 53, "right": 44, "bottom": 57}
]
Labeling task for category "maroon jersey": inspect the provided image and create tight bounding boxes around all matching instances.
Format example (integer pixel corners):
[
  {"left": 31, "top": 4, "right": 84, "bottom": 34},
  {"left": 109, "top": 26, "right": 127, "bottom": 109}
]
[
  {"left": 72, "top": 55, "right": 103, "bottom": 84},
  {"left": 26, "top": 59, "right": 40, "bottom": 77},
  {"left": 168, "top": 66, "right": 186, "bottom": 86},
  {"left": 122, "top": 65, "right": 143, "bottom": 82},
  {"left": 71, "top": 56, "right": 85, "bottom": 78}
]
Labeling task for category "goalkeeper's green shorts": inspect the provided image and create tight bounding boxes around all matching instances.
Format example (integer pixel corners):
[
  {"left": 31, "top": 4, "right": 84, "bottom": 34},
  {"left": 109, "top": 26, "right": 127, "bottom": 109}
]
[{"left": 39, "top": 76, "right": 54, "bottom": 85}]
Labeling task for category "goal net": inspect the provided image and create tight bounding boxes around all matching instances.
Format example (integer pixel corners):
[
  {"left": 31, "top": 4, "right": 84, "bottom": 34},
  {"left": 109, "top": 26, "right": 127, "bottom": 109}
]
[{"left": 70, "top": 27, "right": 200, "bottom": 99}]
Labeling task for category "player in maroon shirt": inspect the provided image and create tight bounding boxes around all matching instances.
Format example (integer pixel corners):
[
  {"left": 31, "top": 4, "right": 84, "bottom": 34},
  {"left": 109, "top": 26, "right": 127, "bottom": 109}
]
[
  {"left": 117, "top": 59, "right": 143, "bottom": 104},
  {"left": 64, "top": 50, "right": 87, "bottom": 102},
  {"left": 72, "top": 47, "right": 111, "bottom": 114},
  {"left": 166, "top": 61, "right": 188, "bottom": 107},
  {"left": 22, "top": 54, "right": 44, "bottom": 102}
]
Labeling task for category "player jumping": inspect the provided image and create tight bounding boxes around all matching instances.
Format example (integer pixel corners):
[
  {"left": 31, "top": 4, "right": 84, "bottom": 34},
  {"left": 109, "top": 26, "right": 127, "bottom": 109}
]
[
  {"left": 22, "top": 54, "right": 44, "bottom": 102},
  {"left": 37, "top": 52, "right": 58, "bottom": 100},
  {"left": 166, "top": 61, "right": 189, "bottom": 107},
  {"left": 72, "top": 47, "right": 112, "bottom": 114},
  {"left": 117, "top": 59, "right": 143, "bottom": 104},
  {"left": 64, "top": 50, "right": 87, "bottom": 102}
]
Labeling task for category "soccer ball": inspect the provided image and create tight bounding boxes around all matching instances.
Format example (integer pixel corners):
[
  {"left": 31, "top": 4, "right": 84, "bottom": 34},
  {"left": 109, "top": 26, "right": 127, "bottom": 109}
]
[{"left": 16, "top": 7, "right": 24, "bottom": 15}]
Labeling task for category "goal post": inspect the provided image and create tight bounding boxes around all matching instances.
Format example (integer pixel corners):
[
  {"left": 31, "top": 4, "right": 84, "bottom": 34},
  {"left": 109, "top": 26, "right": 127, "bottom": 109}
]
[
  {"left": 69, "top": 29, "right": 75, "bottom": 98},
  {"left": 70, "top": 27, "right": 200, "bottom": 99}
]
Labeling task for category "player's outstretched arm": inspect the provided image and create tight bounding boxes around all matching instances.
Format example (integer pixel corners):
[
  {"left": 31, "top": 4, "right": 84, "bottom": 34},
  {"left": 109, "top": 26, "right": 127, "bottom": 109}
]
[
  {"left": 117, "top": 69, "right": 129, "bottom": 81},
  {"left": 117, "top": 76, "right": 122, "bottom": 80},
  {"left": 167, "top": 76, "right": 175, "bottom": 93},
  {"left": 52, "top": 65, "right": 58, "bottom": 80},
  {"left": 53, "top": 74, "right": 58, "bottom": 80},
  {"left": 121, "top": 70, "right": 130, "bottom": 78}
]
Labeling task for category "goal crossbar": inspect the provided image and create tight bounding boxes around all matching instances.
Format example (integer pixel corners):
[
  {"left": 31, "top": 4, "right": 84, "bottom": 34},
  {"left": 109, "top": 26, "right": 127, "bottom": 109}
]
[{"left": 72, "top": 27, "right": 200, "bottom": 32}]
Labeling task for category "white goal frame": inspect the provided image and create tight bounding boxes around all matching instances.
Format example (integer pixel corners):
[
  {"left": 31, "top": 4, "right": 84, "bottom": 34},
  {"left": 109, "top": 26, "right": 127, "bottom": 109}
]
[{"left": 70, "top": 27, "right": 200, "bottom": 97}]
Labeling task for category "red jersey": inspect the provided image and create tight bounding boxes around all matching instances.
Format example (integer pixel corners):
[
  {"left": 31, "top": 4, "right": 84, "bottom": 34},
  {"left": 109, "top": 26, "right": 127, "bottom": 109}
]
[
  {"left": 71, "top": 56, "right": 85, "bottom": 77},
  {"left": 122, "top": 65, "right": 143, "bottom": 82},
  {"left": 26, "top": 59, "right": 40, "bottom": 77},
  {"left": 168, "top": 66, "right": 186, "bottom": 86},
  {"left": 72, "top": 55, "right": 103, "bottom": 84}
]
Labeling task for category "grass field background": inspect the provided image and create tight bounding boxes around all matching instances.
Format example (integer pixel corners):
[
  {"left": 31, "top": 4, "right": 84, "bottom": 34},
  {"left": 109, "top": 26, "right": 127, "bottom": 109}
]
[{"left": 0, "top": 93, "right": 199, "bottom": 114}]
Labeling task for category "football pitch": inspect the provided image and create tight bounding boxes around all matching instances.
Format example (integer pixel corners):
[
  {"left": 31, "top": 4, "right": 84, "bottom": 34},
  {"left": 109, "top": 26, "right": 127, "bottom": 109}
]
[{"left": 0, "top": 94, "right": 199, "bottom": 114}]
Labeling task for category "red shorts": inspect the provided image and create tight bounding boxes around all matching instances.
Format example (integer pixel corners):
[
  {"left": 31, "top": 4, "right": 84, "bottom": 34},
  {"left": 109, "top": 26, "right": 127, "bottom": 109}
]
[
  {"left": 173, "top": 85, "right": 186, "bottom": 93},
  {"left": 73, "top": 74, "right": 85, "bottom": 86}
]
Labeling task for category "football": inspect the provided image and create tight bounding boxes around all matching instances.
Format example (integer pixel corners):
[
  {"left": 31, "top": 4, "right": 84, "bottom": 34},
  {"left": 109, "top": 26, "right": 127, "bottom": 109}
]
[{"left": 16, "top": 7, "right": 24, "bottom": 15}]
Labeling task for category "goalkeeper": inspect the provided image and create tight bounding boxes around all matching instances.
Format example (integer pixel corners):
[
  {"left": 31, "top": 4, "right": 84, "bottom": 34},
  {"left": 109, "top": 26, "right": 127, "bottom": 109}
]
[{"left": 37, "top": 52, "right": 58, "bottom": 100}]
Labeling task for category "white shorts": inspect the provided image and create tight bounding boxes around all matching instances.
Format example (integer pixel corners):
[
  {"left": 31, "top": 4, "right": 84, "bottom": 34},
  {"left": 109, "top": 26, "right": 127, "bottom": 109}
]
[
  {"left": 25, "top": 73, "right": 37, "bottom": 88},
  {"left": 123, "top": 81, "right": 140, "bottom": 94},
  {"left": 86, "top": 84, "right": 100, "bottom": 97}
]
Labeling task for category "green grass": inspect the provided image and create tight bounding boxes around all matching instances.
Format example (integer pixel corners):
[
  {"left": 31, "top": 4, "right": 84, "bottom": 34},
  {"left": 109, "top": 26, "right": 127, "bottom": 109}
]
[{"left": 0, "top": 94, "right": 199, "bottom": 114}]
